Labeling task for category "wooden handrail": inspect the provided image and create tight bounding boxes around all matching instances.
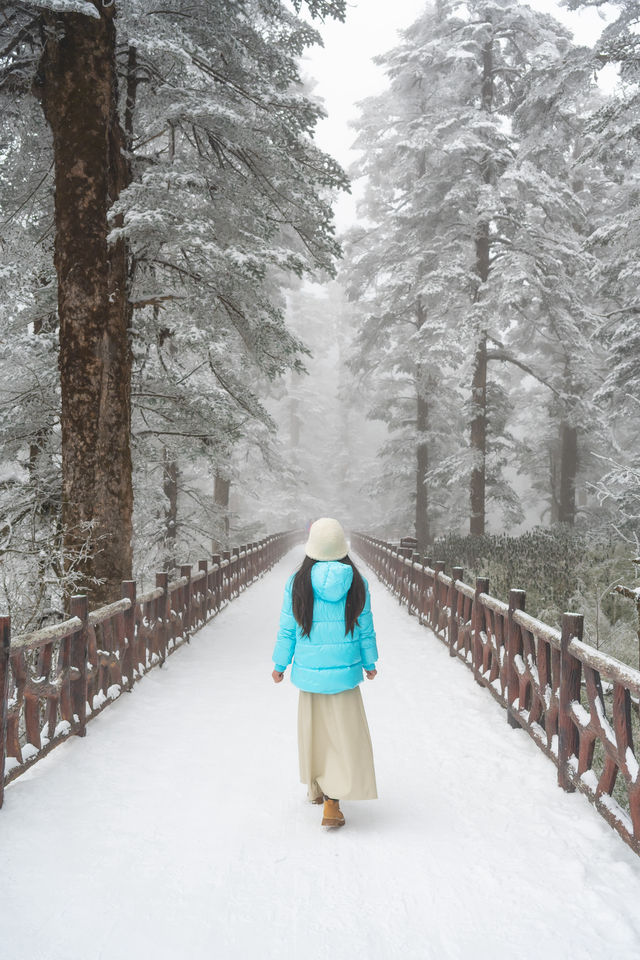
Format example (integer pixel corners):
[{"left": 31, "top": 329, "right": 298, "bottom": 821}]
[
  {"left": 1, "top": 529, "right": 303, "bottom": 805},
  {"left": 350, "top": 530, "right": 640, "bottom": 858},
  {"left": 12, "top": 617, "right": 83, "bottom": 652}
]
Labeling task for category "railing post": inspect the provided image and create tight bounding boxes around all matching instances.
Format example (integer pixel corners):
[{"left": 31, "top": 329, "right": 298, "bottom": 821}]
[
  {"left": 409, "top": 554, "right": 420, "bottom": 615},
  {"left": 433, "top": 561, "right": 445, "bottom": 633},
  {"left": 250, "top": 542, "right": 256, "bottom": 583},
  {"left": 243, "top": 545, "right": 250, "bottom": 587},
  {"left": 472, "top": 578, "right": 489, "bottom": 686},
  {"left": 232, "top": 548, "right": 240, "bottom": 598},
  {"left": 212, "top": 554, "right": 221, "bottom": 612},
  {"left": 70, "top": 595, "right": 89, "bottom": 736},
  {"left": 0, "top": 617, "right": 10, "bottom": 808},
  {"left": 222, "top": 551, "right": 231, "bottom": 602},
  {"left": 122, "top": 580, "right": 136, "bottom": 691},
  {"left": 449, "top": 567, "right": 464, "bottom": 657},
  {"left": 558, "top": 612, "right": 583, "bottom": 792},
  {"left": 419, "top": 557, "right": 431, "bottom": 622},
  {"left": 400, "top": 549, "right": 411, "bottom": 605},
  {"left": 238, "top": 545, "right": 247, "bottom": 590},
  {"left": 180, "top": 565, "right": 192, "bottom": 640},
  {"left": 198, "top": 560, "right": 209, "bottom": 620},
  {"left": 156, "top": 572, "right": 169, "bottom": 663},
  {"left": 506, "top": 589, "right": 526, "bottom": 729}
]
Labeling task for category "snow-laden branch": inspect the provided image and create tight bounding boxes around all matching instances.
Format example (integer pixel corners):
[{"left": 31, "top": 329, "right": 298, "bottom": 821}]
[{"left": 20, "top": 0, "right": 100, "bottom": 18}]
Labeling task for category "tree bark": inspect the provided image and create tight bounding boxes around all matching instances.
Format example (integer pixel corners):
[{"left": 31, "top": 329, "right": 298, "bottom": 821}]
[
  {"left": 37, "top": 2, "right": 133, "bottom": 606},
  {"left": 416, "top": 391, "right": 430, "bottom": 550},
  {"left": 415, "top": 300, "right": 430, "bottom": 550},
  {"left": 558, "top": 422, "right": 578, "bottom": 525},
  {"left": 469, "top": 37, "right": 494, "bottom": 537},
  {"left": 163, "top": 450, "right": 178, "bottom": 572},
  {"left": 470, "top": 336, "right": 487, "bottom": 536},
  {"left": 213, "top": 473, "right": 230, "bottom": 552}
]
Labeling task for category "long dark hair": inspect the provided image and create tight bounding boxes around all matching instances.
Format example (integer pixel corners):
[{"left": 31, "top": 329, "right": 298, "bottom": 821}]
[{"left": 291, "top": 555, "right": 366, "bottom": 638}]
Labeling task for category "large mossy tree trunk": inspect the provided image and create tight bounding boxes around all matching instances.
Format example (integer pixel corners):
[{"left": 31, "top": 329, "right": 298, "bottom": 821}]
[{"left": 37, "top": 2, "right": 133, "bottom": 607}]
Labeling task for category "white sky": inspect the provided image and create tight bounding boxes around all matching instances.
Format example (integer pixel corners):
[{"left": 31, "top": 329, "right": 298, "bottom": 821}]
[{"left": 302, "top": 0, "right": 616, "bottom": 230}]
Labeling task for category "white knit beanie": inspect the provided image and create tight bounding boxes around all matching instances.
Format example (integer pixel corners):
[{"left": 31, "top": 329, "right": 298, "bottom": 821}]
[{"left": 305, "top": 517, "right": 348, "bottom": 561}]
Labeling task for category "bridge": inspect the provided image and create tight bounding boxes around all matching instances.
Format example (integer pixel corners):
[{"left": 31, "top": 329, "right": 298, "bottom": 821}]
[{"left": 2, "top": 536, "right": 640, "bottom": 959}]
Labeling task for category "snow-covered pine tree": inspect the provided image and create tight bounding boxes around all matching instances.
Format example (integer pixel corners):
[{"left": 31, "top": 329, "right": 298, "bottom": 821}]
[
  {"left": 344, "top": 0, "right": 607, "bottom": 540},
  {"left": 108, "top": 0, "right": 351, "bottom": 577},
  {"left": 565, "top": 0, "right": 640, "bottom": 539},
  {"left": 492, "top": 42, "right": 609, "bottom": 527},
  {"left": 0, "top": 0, "right": 348, "bottom": 608},
  {"left": 342, "top": 12, "right": 471, "bottom": 548}
]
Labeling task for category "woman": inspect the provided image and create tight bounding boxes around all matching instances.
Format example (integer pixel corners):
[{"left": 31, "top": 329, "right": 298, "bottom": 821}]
[{"left": 272, "top": 517, "right": 378, "bottom": 828}]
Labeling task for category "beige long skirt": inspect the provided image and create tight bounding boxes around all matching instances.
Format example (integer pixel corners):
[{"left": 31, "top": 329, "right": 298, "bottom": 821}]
[{"left": 298, "top": 686, "right": 378, "bottom": 802}]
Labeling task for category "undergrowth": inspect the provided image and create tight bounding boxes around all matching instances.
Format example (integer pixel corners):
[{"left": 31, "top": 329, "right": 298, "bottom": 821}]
[{"left": 429, "top": 527, "right": 640, "bottom": 669}]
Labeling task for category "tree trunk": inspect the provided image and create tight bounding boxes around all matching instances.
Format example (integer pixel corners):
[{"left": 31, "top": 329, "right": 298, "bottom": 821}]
[
  {"left": 558, "top": 422, "right": 578, "bottom": 525},
  {"left": 550, "top": 445, "right": 560, "bottom": 523},
  {"left": 470, "top": 336, "right": 487, "bottom": 536},
  {"left": 469, "top": 37, "right": 494, "bottom": 537},
  {"left": 416, "top": 391, "right": 430, "bottom": 550},
  {"left": 415, "top": 300, "right": 430, "bottom": 550},
  {"left": 163, "top": 450, "right": 178, "bottom": 572},
  {"left": 213, "top": 473, "right": 230, "bottom": 551},
  {"left": 37, "top": 2, "right": 133, "bottom": 606}
]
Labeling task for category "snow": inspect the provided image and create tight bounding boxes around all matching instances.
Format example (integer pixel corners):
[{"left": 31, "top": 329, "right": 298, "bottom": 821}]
[
  {"left": 2, "top": 549, "right": 640, "bottom": 959},
  {"left": 23, "top": 0, "right": 100, "bottom": 17},
  {"left": 581, "top": 770, "right": 600, "bottom": 792},
  {"left": 572, "top": 701, "right": 592, "bottom": 728},
  {"left": 599, "top": 793, "right": 634, "bottom": 834},
  {"left": 595, "top": 694, "right": 617, "bottom": 746}
]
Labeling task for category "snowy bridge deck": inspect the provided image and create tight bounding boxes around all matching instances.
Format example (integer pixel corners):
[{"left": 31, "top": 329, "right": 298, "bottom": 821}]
[{"left": 3, "top": 550, "right": 640, "bottom": 960}]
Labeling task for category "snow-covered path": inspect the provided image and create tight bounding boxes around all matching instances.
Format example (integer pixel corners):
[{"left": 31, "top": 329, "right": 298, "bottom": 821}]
[{"left": 3, "top": 549, "right": 640, "bottom": 960}]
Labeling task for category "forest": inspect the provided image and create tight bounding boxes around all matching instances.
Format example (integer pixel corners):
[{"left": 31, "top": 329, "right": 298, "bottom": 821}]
[{"left": 0, "top": 0, "right": 639, "bottom": 663}]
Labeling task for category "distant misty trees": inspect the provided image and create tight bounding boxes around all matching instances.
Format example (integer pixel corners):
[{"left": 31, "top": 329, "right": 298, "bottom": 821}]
[
  {"left": 0, "top": 0, "right": 347, "bottom": 622},
  {"left": 342, "top": 0, "right": 639, "bottom": 549}
]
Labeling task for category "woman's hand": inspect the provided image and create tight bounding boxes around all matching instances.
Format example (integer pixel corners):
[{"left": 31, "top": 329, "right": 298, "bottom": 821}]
[
  {"left": 272, "top": 669, "right": 284, "bottom": 683},
  {"left": 365, "top": 669, "right": 377, "bottom": 680}
]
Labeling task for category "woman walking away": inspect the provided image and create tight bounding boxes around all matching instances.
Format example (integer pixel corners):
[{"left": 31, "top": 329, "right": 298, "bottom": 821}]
[{"left": 272, "top": 517, "right": 378, "bottom": 828}]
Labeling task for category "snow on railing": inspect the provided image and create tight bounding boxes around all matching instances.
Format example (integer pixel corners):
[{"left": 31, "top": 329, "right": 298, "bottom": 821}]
[
  {"left": 351, "top": 531, "right": 640, "bottom": 858},
  {"left": 0, "top": 531, "right": 301, "bottom": 806}
]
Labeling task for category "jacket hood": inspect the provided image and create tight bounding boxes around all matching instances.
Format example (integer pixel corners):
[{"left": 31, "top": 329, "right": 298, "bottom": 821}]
[{"left": 311, "top": 561, "right": 353, "bottom": 602}]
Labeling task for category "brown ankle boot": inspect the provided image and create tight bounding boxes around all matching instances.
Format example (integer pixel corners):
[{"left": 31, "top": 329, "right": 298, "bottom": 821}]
[{"left": 322, "top": 797, "right": 345, "bottom": 827}]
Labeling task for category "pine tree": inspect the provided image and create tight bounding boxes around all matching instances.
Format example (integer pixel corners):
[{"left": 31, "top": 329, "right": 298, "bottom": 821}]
[
  {"left": 343, "top": 0, "right": 607, "bottom": 539},
  {"left": 565, "top": 0, "right": 640, "bottom": 537},
  {"left": 0, "top": 0, "right": 348, "bottom": 608}
]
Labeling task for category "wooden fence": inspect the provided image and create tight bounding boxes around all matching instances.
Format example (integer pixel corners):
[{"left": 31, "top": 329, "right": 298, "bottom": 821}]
[
  {"left": 351, "top": 532, "right": 640, "bottom": 857},
  {"left": 0, "top": 531, "right": 299, "bottom": 807}
]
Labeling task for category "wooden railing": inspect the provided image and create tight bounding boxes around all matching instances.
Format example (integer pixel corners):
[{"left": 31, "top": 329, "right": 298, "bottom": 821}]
[
  {"left": 352, "top": 531, "right": 640, "bottom": 857},
  {"left": 0, "top": 531, "right": 300, "bottom": 806}
]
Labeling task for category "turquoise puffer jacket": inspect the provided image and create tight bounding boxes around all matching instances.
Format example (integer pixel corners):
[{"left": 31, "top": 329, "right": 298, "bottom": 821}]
[{"left": 272, "top": 561, "right": 378, "bottom": 695}]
